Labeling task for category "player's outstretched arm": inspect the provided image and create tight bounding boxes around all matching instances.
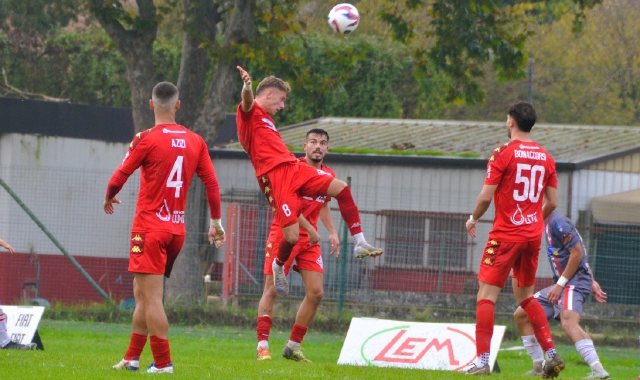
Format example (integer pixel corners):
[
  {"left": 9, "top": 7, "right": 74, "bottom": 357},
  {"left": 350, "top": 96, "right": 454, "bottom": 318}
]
[
  {"left": 542, "top": 186, "right": 558, "bottom": 220},
  {"left": 237, "top": 66, "right": 254, "bottom": 112},
  {"left": 0, "top": 238, "right": 14, "bottom": 254}
]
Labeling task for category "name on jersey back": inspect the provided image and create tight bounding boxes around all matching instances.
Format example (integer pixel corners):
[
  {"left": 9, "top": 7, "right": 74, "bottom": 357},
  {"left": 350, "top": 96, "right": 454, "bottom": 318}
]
[{"left": 514, "top": 149, "right": 546, "bottom": 161}]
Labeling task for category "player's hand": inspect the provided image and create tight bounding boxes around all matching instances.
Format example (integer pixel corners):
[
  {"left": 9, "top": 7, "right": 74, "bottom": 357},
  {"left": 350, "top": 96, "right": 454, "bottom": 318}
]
[
  {"left": 591, "top": 280, "right": 607, "bottom": 303},
  {"left": 0, "top": 242, "right": 14, "bottom": 255},
  {"left": 208, "top": 219, "right": 226, "bottom": 248},
  {"left": 547, "top": 284, "right": 563, "bottom": 305},
  {"left": 208, "top": 225, "right": 226, "bottom": 248},
  {"left": 204, "top": 274, "right": 212, "bottom": 283},
  {"left": 465, "top": 220, "right": 477, "bottom": 238},
  {"left": 329, "top": 232, "right": 340, "bottom": 257},
  {"left": 308, "top": 229, "right": 320, "bottom": 247},
  {"left": 237, "top": 66, "right": 252, "bottom": 86},
  {"left": 103, "top": 196, "right": 121, "bottom": 214}
]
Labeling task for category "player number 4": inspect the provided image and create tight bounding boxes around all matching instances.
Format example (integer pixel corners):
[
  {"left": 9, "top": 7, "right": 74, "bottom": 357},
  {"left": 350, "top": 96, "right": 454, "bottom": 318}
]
[
  {"left": 166, "top": 156, "right": 184, "bottom": 197},
  {"left": 513, "top": 163, "right": 545, "bottom": 202}
]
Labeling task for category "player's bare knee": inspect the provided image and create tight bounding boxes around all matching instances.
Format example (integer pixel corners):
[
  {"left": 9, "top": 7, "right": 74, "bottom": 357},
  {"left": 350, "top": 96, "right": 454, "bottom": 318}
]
[
  {"left": 513, "top": 307, "right": 527, "bottom": 324},
  {"left": 307, "top": 288, "right": 324, "bottom": 304}
]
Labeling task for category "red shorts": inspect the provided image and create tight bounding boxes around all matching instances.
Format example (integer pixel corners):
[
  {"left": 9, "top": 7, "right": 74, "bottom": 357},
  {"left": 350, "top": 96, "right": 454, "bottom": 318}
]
[
  {"left": 477, "top": 238, "right": 540, "bottom": 288},
  {"left": 258, "top": 161, "right": 334, "bottom": 228},
  {"left": 263, "top": 230, "right": 323, "bottom": 276},
  {"left": 128, "top": 231, "right": 185, "bottom": 278}
]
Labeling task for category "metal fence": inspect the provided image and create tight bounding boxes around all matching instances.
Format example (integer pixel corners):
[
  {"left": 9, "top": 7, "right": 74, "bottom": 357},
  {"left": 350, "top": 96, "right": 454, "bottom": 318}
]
[{"left": 0, "top": 165, "right": 639, "bottom": 307}]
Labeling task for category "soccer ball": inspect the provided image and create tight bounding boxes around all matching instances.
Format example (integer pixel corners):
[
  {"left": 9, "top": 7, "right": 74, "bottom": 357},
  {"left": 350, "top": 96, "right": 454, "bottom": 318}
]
[{"left": 327, "top": 3, "right": 360, "bottom": 35}]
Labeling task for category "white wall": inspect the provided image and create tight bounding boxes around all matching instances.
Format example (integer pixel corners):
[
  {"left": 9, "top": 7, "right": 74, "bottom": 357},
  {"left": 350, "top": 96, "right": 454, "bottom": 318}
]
[{"left": 0, "top": 134, "right": 136, "bottom": 258}]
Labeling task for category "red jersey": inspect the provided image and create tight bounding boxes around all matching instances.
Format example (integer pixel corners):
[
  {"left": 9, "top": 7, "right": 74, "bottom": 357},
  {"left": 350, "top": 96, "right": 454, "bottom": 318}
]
[
  {"left": 485, "top": 139, "right": 557, "bottom": 242},
  {"left": 270, "top": 159, "right": 335, "bottom": 236},
  {"left": 106, "top": 124, "right": 221, "bottom": 235},
  {"left": 236, "top": 102, "right": 296, "bottom": 176}
]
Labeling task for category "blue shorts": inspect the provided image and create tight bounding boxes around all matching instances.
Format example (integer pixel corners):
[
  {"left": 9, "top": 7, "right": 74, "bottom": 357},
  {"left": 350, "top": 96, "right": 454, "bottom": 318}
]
[{"left": 534, "top": 285, "right": 588, "bottom": 320}]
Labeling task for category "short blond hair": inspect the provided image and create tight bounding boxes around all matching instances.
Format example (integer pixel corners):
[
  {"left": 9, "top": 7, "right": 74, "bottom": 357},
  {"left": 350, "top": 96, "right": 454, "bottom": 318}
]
[{"left": 255, "top": 75, "right": 291, "bottom": 96}]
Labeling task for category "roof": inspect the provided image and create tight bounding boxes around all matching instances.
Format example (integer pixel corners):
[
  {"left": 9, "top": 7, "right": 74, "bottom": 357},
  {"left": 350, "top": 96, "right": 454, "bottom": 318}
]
[
  {"left": 591, "top": 189, "right": 640, "bottom": 225},
  {"left": 270, "top": 117, "right": 640, "bottom": 163}
]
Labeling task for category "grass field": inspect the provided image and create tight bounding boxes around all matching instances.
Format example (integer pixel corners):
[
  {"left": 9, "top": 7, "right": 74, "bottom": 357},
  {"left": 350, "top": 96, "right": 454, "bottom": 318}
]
[{"left": 1, "top": 320, "right": 638, "bottom": 379}]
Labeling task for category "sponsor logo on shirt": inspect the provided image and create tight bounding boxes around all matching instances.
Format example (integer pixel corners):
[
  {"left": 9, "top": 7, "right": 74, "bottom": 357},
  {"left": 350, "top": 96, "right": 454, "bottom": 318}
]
[
  {"left": 172, "top": 210, "right": 185, "bottom": 224},
  {"left": 510, "top": 204, "right": 538, "bottom": 226},
  {"left": 172, "top": 139, "right": 186, "bottom": 148},
  {"left": 156, "top": 199, "right": 171, "bottom": 222},
  {"left": 163, "top": 128, "right": 187, "bottom": 134},
  {"left": 317, "top": 169, "right": 330, "bottom": 176},
  {"left": 486, "top": 165, "right": 492, "bottom": 178},
  {"left": 261, "top": 118, "right": 277, "bottom": 131},
  {"left": 121, "top": 151, "right": 130, "bottom": 166},
  {"left": 514, "top": 150, "right": 547, "bottom": 161},
  {"left": 302, "top": 195, "right": 328, "bottom": 203}
]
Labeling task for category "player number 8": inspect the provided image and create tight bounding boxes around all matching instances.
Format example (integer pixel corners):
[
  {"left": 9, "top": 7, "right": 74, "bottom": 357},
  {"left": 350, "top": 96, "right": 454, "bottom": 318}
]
[{"left": 282, "top": 204, "right": 291, "bottom": 217}]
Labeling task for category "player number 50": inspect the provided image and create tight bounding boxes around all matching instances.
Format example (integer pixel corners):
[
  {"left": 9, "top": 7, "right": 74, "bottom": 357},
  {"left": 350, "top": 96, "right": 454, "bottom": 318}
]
[
  {"left": 166, "top": 156, "right": 184, "bottom": 197},
  {"left": 513, "top": 163, "right": 545, "bottom": 202}
]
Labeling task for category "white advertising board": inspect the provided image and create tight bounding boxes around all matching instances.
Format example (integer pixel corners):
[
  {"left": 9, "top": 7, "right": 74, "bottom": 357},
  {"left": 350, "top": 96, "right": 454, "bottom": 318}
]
[
  {"left": 338, "top": 317, "right": 505, "bottom": 372},
  {"left": 2, "top": 306, "right": 45, "bottom": 345}
]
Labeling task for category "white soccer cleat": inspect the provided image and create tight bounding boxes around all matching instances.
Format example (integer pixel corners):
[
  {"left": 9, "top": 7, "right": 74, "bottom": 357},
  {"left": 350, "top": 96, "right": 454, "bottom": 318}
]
[
  {"left": 353, "top": 241, "right": 383, "bottom": 259},
  {"left": 272, "top": 261, "right": 289, "bottom": 296},
  {"left": 112, "top": 357, "right": 139, "bottom": 371},
  {"left": 147, "top": 362, "right": 173, "bottom": 374}
]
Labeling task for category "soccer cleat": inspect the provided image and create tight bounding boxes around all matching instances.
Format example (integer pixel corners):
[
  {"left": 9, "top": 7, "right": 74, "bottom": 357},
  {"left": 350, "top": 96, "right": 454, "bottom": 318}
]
[
  {"left": 112, "top": 357, "right": 140, "bottom": 371},
  {"left": 542, "top": 355, "right": 565, "bottom": 379},
  {"left": 582, "top": 370, "right": 610, "bottom": 379},
  {"left": 282, "top": 345, "right": 312, "bottom": 363},
  {"left": 1, "top": 341, "right": 37, "bottom": 350},
  {"left": 256, "top": 346, "right": 271, "bottom": 361},
  {"left": 353, "top": 241, "right": 383, "bottom": 259},
  {"left": 459, "top": 363, "right": 490, "bottom": 375},
  {"left": 147, "top": 362, "right": 173, "bottom": 374},
  {"left": 523, "top": 368, "right": 543, "bottom": 376},
  {"left": 272, "top": 261, "right": 289, "bottom": 296}
]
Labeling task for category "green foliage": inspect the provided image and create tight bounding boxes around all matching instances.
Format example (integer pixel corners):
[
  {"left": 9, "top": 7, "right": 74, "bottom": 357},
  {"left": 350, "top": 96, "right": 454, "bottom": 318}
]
[{"left": 245, "top": 33, "right": 452, "bottom": 126}]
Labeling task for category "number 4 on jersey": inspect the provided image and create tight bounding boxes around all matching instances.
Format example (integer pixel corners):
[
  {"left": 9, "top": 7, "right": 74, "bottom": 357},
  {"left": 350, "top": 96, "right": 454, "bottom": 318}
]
[{"left": 167, "top": 156, "right": 184, "bottom": 197}]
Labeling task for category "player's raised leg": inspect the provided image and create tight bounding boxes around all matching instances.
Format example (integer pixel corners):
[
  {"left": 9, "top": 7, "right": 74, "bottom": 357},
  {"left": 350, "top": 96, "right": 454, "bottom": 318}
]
[
  {"left": 325, "top": 179, "right": 382, "bottom": 258},
  {"left": 282, "top": 270, "right": 323, "bottom": 363}
]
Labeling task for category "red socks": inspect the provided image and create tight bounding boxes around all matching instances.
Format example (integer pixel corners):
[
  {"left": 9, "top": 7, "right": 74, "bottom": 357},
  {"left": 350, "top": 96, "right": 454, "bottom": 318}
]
[
  {"left": 124, "top": 333, "right": 147, "bottom": 360},
  {"left": 276, "top": 240, "right": 295, "bottom": 264},
  {"left": 290, "top": 323, "right": 308, "bottom": 344},
  {"left": 150, "top": 335, "right": 172, "bottom": 369},
  {"left": 520, "top": 296, "right": 555, "bottom": 352},
  {"left": 335, "top": 186, "right": 362, "bottom": 235},
  {"left": 475, "top": 299, "right": 495, "bottom": 356},
  {"left": 257, "top": 315, "right": 272, "bottom": 343}
]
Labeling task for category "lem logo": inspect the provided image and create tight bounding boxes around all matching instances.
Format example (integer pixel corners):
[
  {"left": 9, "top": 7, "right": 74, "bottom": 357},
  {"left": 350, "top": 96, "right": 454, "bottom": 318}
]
[{"left": 360, "top": 325, "right": 475, "bottom": 371}]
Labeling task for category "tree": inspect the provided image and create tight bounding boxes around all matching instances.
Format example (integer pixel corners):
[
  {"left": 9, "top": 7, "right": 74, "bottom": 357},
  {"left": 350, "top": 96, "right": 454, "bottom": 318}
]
[{"left": 379, "top": 0, "right": 604, "bottom": 104}]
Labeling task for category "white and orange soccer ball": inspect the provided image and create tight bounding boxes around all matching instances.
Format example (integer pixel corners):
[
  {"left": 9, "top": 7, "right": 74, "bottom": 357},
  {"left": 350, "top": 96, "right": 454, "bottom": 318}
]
[{"left": 327, "top": 3, "right": 360, "bottom": 35}]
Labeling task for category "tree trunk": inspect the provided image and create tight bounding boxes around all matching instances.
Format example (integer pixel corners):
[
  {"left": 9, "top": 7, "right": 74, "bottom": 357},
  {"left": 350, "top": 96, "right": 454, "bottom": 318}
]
[
  {"left": 193, "top": 0, "right": 257, "bottom": 147},
  {"left": 176, "top": 0, "right": 221, "bottom": 129},
  {"left": 88, "top": 0, "right": 157, "bottom": 132}
]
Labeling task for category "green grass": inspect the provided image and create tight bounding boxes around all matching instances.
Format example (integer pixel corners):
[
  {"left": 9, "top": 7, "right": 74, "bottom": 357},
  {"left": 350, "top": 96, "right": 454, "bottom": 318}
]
[{"left": 1, "top": 320, "right": 638, "bottom": 379}]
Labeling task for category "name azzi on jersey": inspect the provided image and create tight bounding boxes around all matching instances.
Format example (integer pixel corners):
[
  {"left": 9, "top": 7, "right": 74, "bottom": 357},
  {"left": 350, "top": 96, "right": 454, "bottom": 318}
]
[{"left": 172, "top": 139, "right": 186, "bottom": 148}]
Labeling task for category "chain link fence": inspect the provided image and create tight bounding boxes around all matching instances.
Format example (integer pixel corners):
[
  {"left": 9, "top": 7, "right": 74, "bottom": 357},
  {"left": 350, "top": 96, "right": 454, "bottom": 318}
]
[{"left": 1, "top": 165, "right": 639, "bottom": 308}]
